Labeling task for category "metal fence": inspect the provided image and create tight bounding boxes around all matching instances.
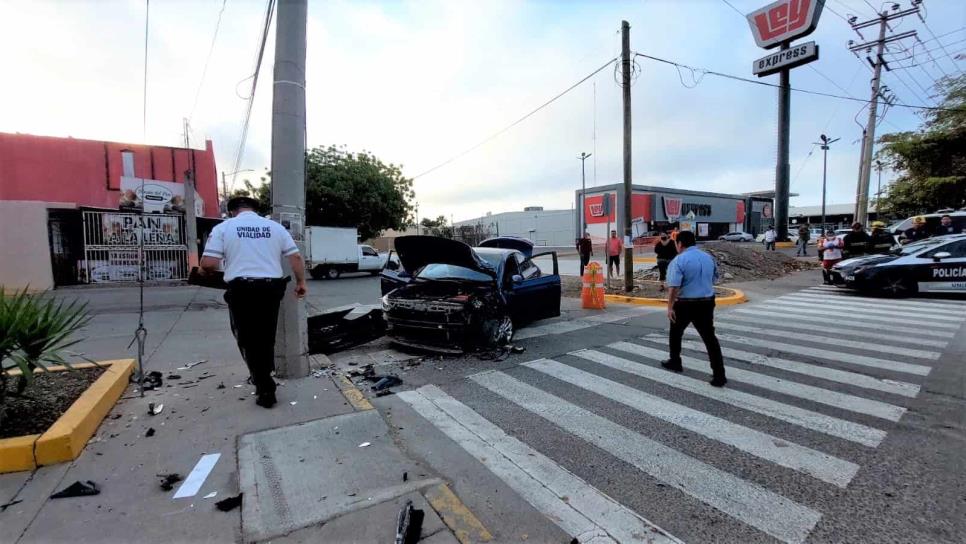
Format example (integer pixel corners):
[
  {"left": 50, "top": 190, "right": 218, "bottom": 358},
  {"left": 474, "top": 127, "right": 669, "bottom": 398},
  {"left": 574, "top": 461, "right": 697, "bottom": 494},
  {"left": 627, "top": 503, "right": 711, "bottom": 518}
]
[{"left": 80, "top": 211, "right": 188, "bottom": 283}]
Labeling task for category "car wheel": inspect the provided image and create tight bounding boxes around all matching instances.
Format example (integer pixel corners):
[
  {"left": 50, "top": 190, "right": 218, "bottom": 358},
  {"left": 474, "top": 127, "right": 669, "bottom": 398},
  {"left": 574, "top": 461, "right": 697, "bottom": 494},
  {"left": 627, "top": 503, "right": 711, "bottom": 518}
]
[
  {"left": 326, "top": 267, "right": 341, "bottom": 280},
  {"left": 483, "top": 313, "right": 514, "bottom": 347},
  {"left": 881, "top": 275, "right": 917, "bottom": 297}
]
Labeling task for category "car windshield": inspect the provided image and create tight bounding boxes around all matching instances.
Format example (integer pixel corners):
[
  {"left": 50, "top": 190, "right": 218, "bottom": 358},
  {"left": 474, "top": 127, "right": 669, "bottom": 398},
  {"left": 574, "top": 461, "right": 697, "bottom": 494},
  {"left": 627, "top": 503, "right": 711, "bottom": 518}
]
[
  {"left": 476, "top": 252, "right": 503, "bottom": 268},
  {"left": 894, "top": 238, "right": 945, "bottom": 255},
  {"left": 416, "top": 263, "right": 492, "bottom": 283}
]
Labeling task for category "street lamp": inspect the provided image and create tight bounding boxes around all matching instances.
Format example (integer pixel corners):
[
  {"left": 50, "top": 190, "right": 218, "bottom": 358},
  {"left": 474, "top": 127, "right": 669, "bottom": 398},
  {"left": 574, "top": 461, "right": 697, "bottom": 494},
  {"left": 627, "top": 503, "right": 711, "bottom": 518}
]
[
  {"left": 814, "top": 134, "right": 839, "bottom": 230},
  {"left": 578, "top": 152, "right": 592, "bottom": 231}
]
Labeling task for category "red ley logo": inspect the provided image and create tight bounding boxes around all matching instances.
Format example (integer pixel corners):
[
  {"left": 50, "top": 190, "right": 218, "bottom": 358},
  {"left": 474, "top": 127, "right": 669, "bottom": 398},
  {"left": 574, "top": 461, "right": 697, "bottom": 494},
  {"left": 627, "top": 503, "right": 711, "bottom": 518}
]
[
  {"left": 663, "top": 197, "right": 682, "bottom": 220},
  {"left": 747, "top": 0, "right": 825, "bottom": 49},
  {"left": 589, "top": 203, "right": 604, "bottom": 217}
]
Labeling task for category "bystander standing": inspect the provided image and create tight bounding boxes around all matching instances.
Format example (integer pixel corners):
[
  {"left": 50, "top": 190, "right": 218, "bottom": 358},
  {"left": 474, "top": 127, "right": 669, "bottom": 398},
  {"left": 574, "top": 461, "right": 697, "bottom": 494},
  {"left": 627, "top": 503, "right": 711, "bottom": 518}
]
[
  {"left": 654, "top": 231, "right": 677, "bottom": 291},
  {"left": 577, "top": 231, "right": 593, "bottom": 277},
  {"left": 818, "top": 229, "right": 844, "bottom": 285},
  {"left": 606, "top": 229, "right": 623, "bottom": 278}
]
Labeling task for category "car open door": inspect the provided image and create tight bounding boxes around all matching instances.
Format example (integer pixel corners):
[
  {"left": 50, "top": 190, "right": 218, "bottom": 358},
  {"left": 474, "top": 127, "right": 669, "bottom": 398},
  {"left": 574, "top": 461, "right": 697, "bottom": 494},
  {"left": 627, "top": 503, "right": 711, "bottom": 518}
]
[
  {"left": 379, "top": 251, "right": 410, "bottom": 295},
  {"left": 507, "top": 251, "right": 561, "bottom": 322}
]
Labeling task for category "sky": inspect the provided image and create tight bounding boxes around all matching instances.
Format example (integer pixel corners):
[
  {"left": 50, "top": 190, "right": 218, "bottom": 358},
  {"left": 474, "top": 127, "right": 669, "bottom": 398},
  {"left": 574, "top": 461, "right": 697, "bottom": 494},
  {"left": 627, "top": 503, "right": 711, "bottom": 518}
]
[{"left": 1, "top": 0, "right": 963, "bottom": 223}]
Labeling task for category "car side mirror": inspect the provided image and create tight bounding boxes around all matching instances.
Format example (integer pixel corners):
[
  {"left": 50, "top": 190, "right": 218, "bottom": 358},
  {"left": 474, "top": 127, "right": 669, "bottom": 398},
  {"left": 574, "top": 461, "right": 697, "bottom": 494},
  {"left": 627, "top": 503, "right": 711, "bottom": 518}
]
[
  {"left": 511, "top": 274, "right": 524, "bottom": 283},
  {"left": 932, "top": 251, "right": 951, "bottom": 261}
]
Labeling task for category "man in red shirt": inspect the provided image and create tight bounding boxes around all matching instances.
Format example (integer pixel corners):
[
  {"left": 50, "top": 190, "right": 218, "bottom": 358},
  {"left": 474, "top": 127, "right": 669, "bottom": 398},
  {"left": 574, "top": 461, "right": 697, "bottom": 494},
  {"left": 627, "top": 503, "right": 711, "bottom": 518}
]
[{"left": 606, "top": 229, "right": 624, "bottom": 278}]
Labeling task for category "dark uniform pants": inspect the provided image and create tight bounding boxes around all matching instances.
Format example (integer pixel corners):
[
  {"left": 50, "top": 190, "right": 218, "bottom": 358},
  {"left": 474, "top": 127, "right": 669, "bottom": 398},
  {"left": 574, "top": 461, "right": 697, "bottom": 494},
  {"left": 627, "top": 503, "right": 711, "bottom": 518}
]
[
  {"left": 579, "top": 253, "right": 591, "bottom": 277},
  {"left": 224, "top": 278, "right": 287, "bottom": 396},
  {"left": 668, "top": 297, "right": 726, "bottom": 378}
]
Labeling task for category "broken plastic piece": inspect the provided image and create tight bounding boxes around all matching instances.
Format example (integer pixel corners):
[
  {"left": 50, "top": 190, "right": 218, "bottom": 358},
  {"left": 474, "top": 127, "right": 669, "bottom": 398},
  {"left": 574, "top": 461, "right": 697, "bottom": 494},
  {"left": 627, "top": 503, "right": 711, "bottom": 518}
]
[
  {"left": 216, "top": 383, "right": 226, "bottom": 390},
  {"left": 395, "top": 499, "right": 424, "bottom": 544},
  {"left": 289, "top": 401, "right": 297, "bottom": 406},
  {"left": 375, "top": 390, "right": 394, "bottom": 397},
  {"left": 148, "top": 403, "right": 164, "bottom": 416},
  {"left": 203, "top": 492, "right": 218, "bottom": 499},
  {"left": 178, "top": 360, "right": 207, "bottom": 370},
  {"left": 358, "top": 442, "right": 371, "bottom": 448},
  {"left": 145, "top": 427, "right": 156, "bottom": 437},
  {"left": 371, "top": 375, "right": 403, "bottom": 391},
  {"left": 51, "top": 480, "right": 100, "bottom": 499},
  {"left": 142, "top": 371, "right": 163, "bottom": 391},
  {"left": 511, "top": 345, "right": 526, "bottom": 354},
  {"left": 159, "top": 473, "right": 182, "bottom": 491},
  {"left": 215, "top": 493, "right": 243, "bottom": 512},
  {"left": 167, "top": 374, "right": 182, "bottom": 380}
]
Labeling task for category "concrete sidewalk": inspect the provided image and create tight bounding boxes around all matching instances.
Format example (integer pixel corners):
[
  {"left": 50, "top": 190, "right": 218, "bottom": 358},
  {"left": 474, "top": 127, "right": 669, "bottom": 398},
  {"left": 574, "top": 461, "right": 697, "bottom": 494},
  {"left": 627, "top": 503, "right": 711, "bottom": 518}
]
[{"left": 0, "top": 285, "right": 461, "bottom": 544}]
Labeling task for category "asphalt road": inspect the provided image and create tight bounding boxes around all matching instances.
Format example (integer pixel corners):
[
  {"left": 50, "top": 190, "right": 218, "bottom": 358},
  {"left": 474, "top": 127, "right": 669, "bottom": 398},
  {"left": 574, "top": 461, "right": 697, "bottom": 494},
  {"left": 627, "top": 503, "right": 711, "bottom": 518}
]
[{"left": 342, "top": 269, "right": 966, "bottom": 544}]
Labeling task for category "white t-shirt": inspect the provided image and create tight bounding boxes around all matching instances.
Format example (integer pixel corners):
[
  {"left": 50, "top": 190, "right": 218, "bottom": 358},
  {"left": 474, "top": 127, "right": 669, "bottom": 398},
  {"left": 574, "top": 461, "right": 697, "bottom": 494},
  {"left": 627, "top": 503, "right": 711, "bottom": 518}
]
[
  {"left": 764, "top": 230, "right": 777, "bottom": 242},
  {"left": 202, "top": 211, "right": 299, "bottom": 281}
]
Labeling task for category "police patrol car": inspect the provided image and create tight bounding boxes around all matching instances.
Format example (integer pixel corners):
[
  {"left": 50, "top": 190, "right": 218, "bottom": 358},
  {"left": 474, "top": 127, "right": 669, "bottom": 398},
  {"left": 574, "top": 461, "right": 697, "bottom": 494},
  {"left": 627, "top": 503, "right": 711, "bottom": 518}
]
[{"left": 830, "top": 234, "right": 966, "bottom": 296}]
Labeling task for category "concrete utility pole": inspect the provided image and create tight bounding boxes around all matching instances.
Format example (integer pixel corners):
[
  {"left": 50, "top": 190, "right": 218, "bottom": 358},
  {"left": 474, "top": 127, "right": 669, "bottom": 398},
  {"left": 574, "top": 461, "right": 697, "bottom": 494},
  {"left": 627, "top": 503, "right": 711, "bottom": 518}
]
[
  {"left": 775, "top": 43, "right": 791, "bottom": 242},
  {"left": 182, "top": 118, "right": 199, "bottom": 269},
  {"left": 578, "top": 152, "right": 591, "bottom": 231},
  {"left": 621, "top": 20, "right": 633, "bottom": 292},
  {"left": 815, "top": 134, "right": 840, "bottom": 230},
  {"left": 271, "top": 0, "right": 309, "bottom": 378},
  {"left": 875, "top": 160, "right": 884, "bottom": 203},
  {"left": 849, "top": 5, "right": 919, "bottom": 225}
]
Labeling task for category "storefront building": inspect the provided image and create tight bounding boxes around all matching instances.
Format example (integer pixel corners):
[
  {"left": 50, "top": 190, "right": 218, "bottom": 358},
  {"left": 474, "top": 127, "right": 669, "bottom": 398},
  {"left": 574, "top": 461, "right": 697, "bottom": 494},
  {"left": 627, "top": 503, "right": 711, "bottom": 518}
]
[
  {"left": 575, "top": 184, "right": 774, "bottom": 244},
  {"left": 0, "top": 132, "right": 219, "bottom": 291}
]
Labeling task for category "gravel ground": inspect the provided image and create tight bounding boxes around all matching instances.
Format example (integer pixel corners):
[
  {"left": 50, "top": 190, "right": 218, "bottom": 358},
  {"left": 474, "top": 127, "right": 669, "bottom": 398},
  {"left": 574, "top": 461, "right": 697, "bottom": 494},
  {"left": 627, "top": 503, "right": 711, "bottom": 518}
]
[{"left": 0, "top": 366, "right": 104, "bottom": 438}]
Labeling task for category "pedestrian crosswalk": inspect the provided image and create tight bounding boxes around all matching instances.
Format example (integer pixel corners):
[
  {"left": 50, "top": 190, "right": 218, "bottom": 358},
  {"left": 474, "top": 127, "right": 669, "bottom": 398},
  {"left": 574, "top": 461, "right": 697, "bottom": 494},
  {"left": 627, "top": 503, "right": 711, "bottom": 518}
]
[
  {"left": 396, "top": 286, "right": 963, "bottom": 543},
  {"left": 513, "top": 306, "right": 661, "bottom": 340}
]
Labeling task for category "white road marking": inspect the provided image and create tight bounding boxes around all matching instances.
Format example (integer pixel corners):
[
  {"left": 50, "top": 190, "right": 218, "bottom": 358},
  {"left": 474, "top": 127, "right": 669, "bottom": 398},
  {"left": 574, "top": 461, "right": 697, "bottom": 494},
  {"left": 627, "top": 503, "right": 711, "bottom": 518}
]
[
  {"left": 524, "top": 359, "right": 860, "bottom": 487},
  {"left": 713, "top": 322, "right": 943, "bottom": 360},
  {"left": 730, "top": 307, "right": 956, "bottom": 340},
  {"left": 777, "top": 294, "right": 965, "bottom": 320},
  {"left": 572, "top": 348, "right": 887, "bottom": 447},
  {"left": 687, "top": 330, "right": 933, "bottom": 376},
  {"left": 804, "top": 287, "right": 966, "bottom": 306},
  {"left": 514, "top": 308, "right": 657, "bottom": 341},
  {"left": 718, "top": 314, "right": 949, "bottom": 348},
  {"left": 470, "top": 371, "right": 823, "bottom": 544},
  {"left": 752, "top": 302, "right": 962, "bottom": 330},
  {"left": 626, "top": 340, "right": 907, "bottom": 421},
  {"left": 668, "top": 336, "right": 921, "bottom": 398},
  {"left": 173, "top": 453, "right": 221, "bottom": 499},
  {"left": 398, "top": 386, "right": 681, "bottom": 544},
  {"left": 764, "top": 297, "right": 956, "bottom": 323}
]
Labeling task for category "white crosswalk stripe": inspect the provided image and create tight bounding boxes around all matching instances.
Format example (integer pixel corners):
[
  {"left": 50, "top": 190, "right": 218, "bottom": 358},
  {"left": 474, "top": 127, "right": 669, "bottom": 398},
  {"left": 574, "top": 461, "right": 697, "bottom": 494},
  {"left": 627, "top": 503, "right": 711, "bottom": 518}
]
[
  {"left": 719, "top": 313, "right": 949, "bottom": 348},
  {"left": 804, "top": 287, "right": 966, "bottom": 307},
  {"left": 713, "top": 321, "right": 943, "bottom": 359},
  {"left": 514, "top": 307, "right": 659, "bottom": 340},
  {"left": 688, "top": 330, "right": 933, "bottom": 376},
  {"left": 393, "top": 285, "right": 948, "bottom": 544},
  {"left": 669, "top": 337, "right": 921, "bottom": 398},
  {"left": 731, "top": 307, "right": 957, "bottom": 340},
  {"left": 753, "top": 301, "right": 962, "bottom": 330},
  {"left": 398, "top": 386, "right": 681, "bottom": 544},
  {"left": 572, "top": 347, "right": 887, "bottom": 447},
  {"left": 628, "top": 339, "right": 907, "bottom": 420},
  {"left": 523, "top": 359, "right": 860, "bottom": 487},
  {"left": 760, "top": 297, "right": 955, "bottom": 323},
  {"left": 470, "top": 370, "right": 824, "bottom": 544},
  {"left": 776, "top": 294, "right": 965, "bottom": 320}
]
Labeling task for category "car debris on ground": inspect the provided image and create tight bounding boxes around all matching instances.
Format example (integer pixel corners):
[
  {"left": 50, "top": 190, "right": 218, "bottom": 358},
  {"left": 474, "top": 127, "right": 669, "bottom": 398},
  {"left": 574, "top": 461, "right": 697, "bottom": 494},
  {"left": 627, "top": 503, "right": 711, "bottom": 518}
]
[
  {"left": 158, "top": 473, "right": 182, "bottom": 491},
  {"left": 395, "top": 499, "right": 424, "bottom": 544},
  {"left": 148, "top": 403, "right": 164, "bottom": 416},
  {"left": 50, "top": 481, "right": 100, "bottom": 499},
  {"left": 214, "top": 493, "right": 242, "bottom": 512},
  {"left": 307, "top": 307, "right": 387, "bottom": 354},
  {"left": 141, "top": 371, "right": 163, "bottom": 391}
]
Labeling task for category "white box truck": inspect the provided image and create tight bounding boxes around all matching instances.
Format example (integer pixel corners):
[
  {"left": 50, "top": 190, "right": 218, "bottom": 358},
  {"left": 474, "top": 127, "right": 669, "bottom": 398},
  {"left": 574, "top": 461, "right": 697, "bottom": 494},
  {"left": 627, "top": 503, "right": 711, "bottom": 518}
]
[{"left": 305, "top": 226, "right": 386, "bottom": 279}]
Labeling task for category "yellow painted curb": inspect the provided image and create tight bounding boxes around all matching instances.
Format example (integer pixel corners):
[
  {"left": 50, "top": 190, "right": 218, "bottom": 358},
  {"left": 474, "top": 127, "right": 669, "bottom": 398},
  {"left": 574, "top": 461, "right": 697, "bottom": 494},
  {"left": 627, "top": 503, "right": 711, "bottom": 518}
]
[
  {"left": 425, "top": 483, "right": 493, "bottom": 543},
  {"left": 632, "top": 256, "right": 657, "bottom": 263},
  {"left": 336, "top": 374, "right": 374, "bottom": 411},
  {"left": 776, "top": 241, "right": 795, "bottom": 248},
  {"left": 1, "top": 359, "right": 133, "bottom": 473},
  {"left": 0, "top": 434, "right": 40, "bottom": 473},
  {"left": 604, "top": 287, "right": 748, "bottom": 307}
]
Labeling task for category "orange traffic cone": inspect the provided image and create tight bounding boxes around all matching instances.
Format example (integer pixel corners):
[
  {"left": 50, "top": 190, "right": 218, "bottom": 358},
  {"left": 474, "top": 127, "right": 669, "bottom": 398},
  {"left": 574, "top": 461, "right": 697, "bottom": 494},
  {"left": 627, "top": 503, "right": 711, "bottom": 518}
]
[{"left": 581, "top": 262, "right": 606, "bottom": 310}]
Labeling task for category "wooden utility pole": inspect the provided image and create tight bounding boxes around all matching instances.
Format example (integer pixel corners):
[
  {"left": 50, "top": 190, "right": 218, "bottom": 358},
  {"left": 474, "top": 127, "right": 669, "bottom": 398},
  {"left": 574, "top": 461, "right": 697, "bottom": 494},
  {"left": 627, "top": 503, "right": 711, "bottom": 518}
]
[{"left": 621, "top": 20, "right": 633, "bottom": 292}]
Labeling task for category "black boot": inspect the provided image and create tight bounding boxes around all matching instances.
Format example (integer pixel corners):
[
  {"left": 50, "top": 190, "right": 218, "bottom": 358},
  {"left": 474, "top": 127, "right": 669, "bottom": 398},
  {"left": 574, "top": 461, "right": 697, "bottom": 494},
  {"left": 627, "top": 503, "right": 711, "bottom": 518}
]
[
  {"left": 255, "top": 392, "right": 277, "bottom": 408},
  {"left": 709, "top": 376, "right": 727, "bottom": 387},
  {"left": 660, "top": 359, "right": 683, "bottom": 372}
]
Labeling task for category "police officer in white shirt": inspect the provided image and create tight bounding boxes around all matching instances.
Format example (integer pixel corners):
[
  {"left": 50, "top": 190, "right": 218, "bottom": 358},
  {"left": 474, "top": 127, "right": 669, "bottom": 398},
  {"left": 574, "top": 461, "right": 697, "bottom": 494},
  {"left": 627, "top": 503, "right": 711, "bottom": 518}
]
[{"left": 199, "top": 196, "right": 307, "bottom": 408}]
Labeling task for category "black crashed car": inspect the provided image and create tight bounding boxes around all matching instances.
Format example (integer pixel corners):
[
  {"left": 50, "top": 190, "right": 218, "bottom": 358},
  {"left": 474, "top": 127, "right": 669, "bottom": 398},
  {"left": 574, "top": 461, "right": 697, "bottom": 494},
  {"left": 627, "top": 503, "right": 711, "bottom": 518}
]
[
  {"left": 829, "top": 234, "right": 966, "bottom": 296},
  {"left": 379, "top": 236, "right": 560, "bottom": 353}
]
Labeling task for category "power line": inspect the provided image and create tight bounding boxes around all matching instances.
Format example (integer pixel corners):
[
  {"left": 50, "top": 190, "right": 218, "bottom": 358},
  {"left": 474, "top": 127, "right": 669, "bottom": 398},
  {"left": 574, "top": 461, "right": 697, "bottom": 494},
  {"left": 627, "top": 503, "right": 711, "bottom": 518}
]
[
  {"left": 188, "top": 0, "right": 228, "bottom": 124},
  {"left": 412, "top": 57, "right": 618, "bottom": 180},
  {"left": 229, "top": 0, "right": 274, "bottom": 193},
  {"left": 719, "top": 0, "right": 743, "bottom": 17},
  {"left": 633, "top": 52, "right": 961, "bottom": 111},
  {"left": 919, "top": 7, "right": 962, "bottom": 75},
  {"left": 143, "top": 0, "right": 150, "bottom": 142}
]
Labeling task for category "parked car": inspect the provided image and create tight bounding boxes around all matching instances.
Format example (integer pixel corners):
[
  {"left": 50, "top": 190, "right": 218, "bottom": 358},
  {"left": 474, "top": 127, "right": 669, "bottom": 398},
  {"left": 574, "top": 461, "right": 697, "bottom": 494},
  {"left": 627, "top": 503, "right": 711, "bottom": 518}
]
[
  {"left": 829, "top": 234, "right": 966, "bottom": 296},
  {"left": 379, "top": 236, "right": 560, "bottom": 353},
  {"left": 719, "top": 231, "right": 755, "bottom": 242}
]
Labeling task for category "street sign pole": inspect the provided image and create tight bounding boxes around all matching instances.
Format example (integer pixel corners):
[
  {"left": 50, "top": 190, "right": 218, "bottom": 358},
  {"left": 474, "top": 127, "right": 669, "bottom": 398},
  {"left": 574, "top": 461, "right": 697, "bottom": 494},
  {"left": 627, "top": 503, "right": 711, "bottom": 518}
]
[{"left": 775, "top": 46, "right": 791, "bottom": 242}]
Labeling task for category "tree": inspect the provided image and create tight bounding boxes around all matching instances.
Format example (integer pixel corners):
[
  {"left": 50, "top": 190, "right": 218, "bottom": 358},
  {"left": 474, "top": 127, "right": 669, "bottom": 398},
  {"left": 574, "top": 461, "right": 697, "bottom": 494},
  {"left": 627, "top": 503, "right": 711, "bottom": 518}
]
[
  {"left": 419, "top": 215, "right": 452, "bottom": 238},
  {"left": 876, "top": 75, "right": 966, "bottom": 218},
  {"left": 231, "top": 146, "right": 416, "bottom": 240}
]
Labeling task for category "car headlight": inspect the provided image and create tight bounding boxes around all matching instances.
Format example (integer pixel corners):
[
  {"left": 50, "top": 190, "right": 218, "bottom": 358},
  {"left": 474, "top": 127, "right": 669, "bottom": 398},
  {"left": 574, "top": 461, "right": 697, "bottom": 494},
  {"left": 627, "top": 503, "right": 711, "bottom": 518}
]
[{"left": 381, "top": 294, "right": 392, "bottom": 311}]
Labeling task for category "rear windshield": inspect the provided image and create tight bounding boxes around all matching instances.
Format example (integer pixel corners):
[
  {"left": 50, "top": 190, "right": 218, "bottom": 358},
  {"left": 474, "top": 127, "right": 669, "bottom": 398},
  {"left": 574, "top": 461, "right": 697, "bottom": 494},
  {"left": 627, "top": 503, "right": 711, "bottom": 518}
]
[
  {"left": 898, "top": 238, "right": 946, "bottom": 255},
  {"left": 416, "top": 264, "right": 492, "bottom": 282}
]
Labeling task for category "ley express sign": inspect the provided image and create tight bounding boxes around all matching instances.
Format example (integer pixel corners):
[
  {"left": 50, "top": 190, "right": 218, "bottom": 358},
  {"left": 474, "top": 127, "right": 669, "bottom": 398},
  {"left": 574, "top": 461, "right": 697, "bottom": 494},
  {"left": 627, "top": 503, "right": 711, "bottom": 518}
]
[{"left": 747, "top": 0, "right": 825, "bottom": 49}]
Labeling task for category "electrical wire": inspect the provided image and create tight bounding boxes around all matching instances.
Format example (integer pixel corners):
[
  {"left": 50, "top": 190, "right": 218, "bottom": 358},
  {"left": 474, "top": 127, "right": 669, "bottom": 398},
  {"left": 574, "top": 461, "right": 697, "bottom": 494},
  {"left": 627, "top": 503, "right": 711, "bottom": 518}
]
[
  {"left": 633, "top": 52, "right": 962, "bottom": 112},
  {"left": 412, "top": 57, "right": 618, "bottom": 180},
  {"left": 143, "top": 0, "right": 149, "bottom": 142},
  {"left": 919, "top": 10, "right": 961, "bottom": 75},
  {"left": 229, "top": 0, "right": 274, "bottom": 193},
  {"left": 188, "top": 0, "right": 228, "bottom": 124}
]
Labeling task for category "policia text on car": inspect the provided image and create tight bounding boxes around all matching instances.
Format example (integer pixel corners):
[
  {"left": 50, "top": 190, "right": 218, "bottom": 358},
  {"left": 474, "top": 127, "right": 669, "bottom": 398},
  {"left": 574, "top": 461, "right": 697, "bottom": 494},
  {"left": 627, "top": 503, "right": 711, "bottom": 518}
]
[{"left": 199, "top": 196, "right": 308, "bottom": 409}]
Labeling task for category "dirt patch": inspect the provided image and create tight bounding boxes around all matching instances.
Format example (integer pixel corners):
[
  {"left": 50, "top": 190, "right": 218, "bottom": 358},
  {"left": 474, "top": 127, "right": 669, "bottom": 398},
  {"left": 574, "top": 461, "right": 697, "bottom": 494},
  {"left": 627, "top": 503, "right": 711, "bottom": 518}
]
[
  {"left": 630, "top": 242, "right": 817, "bottom": 283},
  {"left": 0, "top": 367, "right": 105, "bottom": 438},
  {"left": 561, "top": 276, "right": 731, "bottom": 300}
]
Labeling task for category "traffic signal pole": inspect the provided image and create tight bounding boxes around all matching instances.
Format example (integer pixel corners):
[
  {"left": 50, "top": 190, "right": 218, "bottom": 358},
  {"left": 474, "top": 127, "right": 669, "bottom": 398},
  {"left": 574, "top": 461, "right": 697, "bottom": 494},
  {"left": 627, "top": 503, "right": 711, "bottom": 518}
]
[{"left": 271, "top": 0, "right": 309, "bottom": 378}]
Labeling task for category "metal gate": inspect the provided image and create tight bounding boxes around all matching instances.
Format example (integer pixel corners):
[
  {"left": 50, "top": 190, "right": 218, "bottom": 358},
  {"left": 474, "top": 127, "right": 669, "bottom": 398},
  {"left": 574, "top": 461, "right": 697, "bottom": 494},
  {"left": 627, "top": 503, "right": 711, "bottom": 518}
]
[{"left": 81, "top": 211, "right": 188, "bottom": 283}]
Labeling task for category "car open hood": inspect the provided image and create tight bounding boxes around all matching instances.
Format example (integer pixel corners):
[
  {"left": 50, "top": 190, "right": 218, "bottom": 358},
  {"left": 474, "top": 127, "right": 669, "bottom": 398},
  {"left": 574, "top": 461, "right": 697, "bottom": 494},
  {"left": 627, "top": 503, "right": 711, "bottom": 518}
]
[
  {"left": 394, "top": 236, "right": 495, "bottom": 276},
  {"left": 478, "top": 236, "right": 534, "bottom": 258}
]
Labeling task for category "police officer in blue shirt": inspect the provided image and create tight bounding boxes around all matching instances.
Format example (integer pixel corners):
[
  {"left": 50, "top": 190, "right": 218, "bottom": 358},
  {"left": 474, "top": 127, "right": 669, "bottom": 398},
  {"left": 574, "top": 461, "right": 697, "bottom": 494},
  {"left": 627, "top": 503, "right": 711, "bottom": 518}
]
[{"left": 661, "top": 230, "right": 727, "bottom": 387}]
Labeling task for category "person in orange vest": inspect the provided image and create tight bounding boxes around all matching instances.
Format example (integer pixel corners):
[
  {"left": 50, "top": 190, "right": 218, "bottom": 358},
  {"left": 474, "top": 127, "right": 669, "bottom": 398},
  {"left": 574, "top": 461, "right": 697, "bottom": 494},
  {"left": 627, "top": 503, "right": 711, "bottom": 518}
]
[{"left": 606, "top": 229, "right": 624, "bottom": 277}]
